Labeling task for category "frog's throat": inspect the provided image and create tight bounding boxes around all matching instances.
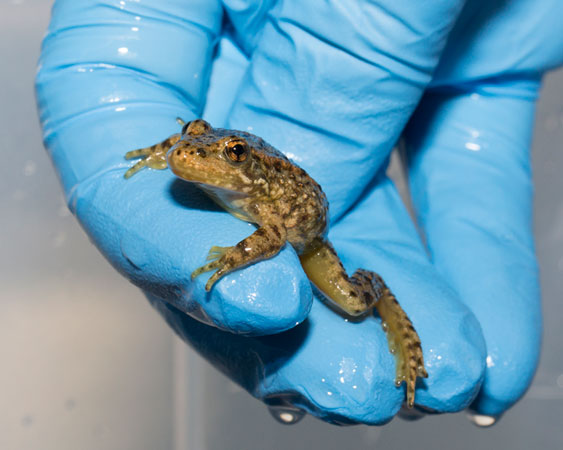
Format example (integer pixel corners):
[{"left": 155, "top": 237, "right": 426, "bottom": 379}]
[{"left": 197, "top": 183, "right": 254, "bottom": 223}]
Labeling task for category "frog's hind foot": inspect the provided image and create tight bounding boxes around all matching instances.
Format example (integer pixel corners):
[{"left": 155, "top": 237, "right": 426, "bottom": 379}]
[{"left": 353, "top": 270, "right": 427, "bottom": 408}]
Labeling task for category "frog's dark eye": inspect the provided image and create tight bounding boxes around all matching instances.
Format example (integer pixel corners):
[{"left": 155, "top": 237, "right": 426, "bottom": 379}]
[{"left": 225, "top": 140, "right": 249, "bottom": 163}]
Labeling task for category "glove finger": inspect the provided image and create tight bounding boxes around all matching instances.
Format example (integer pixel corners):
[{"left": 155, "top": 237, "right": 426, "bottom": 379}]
[
  {"left": 220, "top": 0, "right": 274, "bottom": 55},
  {"left": 151, "top": 294, "right": 401, "bottom": 425},
  {"left": 150, "top": 175, "right": 486, "bottom": 424},
  {"left": 36, "top": 1, "right": 313, "bottom": 334},
  {"left": 432, "top": 0, "right": 563, "bottom": 86},
  {"left": 224, "top": 0, "right": 467, "bottom": 219},
  {"left": 36, "top": 0, "right": 223, "bottom": 191},
  {"left": 330, "top": 174, "right": 486, "bottom": 415},
  {"left": 403, "top": 81, "right": 542, "bottom": 416}
]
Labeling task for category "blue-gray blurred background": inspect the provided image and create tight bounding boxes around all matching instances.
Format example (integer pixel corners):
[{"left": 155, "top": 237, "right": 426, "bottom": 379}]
[{"left": 1, "top": 1, "right": 561, "bottom": 448}]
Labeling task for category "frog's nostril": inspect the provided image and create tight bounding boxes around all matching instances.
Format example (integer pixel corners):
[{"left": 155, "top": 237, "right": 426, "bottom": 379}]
[{"left": 196, "top": 148, "right": 207, "bottom": 158}]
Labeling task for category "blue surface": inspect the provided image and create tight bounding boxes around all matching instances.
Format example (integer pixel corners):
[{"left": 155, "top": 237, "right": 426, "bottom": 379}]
[{"left": 36, "top": 0, "right": 563, "bottom": 424}]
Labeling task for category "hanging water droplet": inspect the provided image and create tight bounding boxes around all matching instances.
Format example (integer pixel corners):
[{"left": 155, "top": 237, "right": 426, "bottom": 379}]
[
  {"left": 467, "top": 412, "right": 497, "bottom": 427},
  {"left": 398, "top": 405, "right": 425, "bottom": 421},
  {"left": 381, "top": 321, "right": 388, "bottom": 331},
  {"left": 268, "top": 404, "right": 306, "bottom": 425}
]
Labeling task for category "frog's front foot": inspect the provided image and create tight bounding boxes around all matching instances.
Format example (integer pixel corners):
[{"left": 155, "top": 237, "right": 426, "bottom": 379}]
[
  {"left": 123, "top": 134, "right": 181, "bottom": 178},
  {"left": 191, "top": 246, "right": 234, "bottom": 291}
]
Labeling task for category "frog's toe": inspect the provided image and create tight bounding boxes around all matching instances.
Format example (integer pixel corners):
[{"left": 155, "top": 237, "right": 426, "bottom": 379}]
[
  {"left": 204, "top": 270, "right": 226, "bottom": 291},
  {"left": 395, "top": 355, "right": 427, "bottom": 409},
  {"left": 206, "top": 246, "right": 232, "bottom": 261},
  {"left": 192, "top": 257, "right": 230, "bottom": 292},
  {"left": 124, "top": 159, "right": 149, "bottom": 179},
  {"left": 124, "top": 152, "right": 168, "bottom": 178},
  {"left": 389, "top": 328, "right": 427, "bottom": 408},
  {"left": 191, "top": 259, "right": 220, "bottom": 279},
  {"left": 125, "top": 148, "right": 152, "bottom": 159}
]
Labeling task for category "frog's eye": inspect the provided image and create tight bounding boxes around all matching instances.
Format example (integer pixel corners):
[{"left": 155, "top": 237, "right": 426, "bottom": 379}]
[{"left": 225, "top": 140, "right": 249, "bottom": 163}]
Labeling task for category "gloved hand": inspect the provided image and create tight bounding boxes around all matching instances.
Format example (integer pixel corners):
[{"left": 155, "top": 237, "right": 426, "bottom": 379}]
[{"left": 35, "top": 0, "right": 563, "bottom": 425}]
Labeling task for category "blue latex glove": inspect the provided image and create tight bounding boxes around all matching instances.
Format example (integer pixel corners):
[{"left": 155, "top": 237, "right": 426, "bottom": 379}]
[{"left": 35, "top": 0, "right": 562, "bottom": 424}]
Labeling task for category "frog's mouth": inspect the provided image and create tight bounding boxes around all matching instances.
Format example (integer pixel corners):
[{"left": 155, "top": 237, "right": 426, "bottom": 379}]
[{"left": 170, "top": 164, "right": 248, "bottom": 195}]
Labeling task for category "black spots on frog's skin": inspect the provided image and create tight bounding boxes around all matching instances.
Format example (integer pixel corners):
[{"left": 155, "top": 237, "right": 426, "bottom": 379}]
[
  {"left": 363, "top": 291, "right": 374, "bottom": 303},
  {"left": 176, "top": 149, "right": 182, "bottom": 156},
  {"left": 297, "top": 167, "right": 308, "bottom": 178},
  {"left": 254, "top": 228, "right": 267, "bottom": 238},
  {"left": 349, "top": 290, "right": 358, "bottom": 298},
  {"left": 236, "top": 241, "right": 246, "bottom": 250},
  {"left": 224, "top": 256, "right": 236, "bottom": 266},
  {"left": 196, "top": 148, "right": 207, "bottom": 158},
  {"left": 271, "top": 225, "right": 282, "bottom": 240},
  {"left": 273, "top": 160, "right": 283, "bottom": 172}
]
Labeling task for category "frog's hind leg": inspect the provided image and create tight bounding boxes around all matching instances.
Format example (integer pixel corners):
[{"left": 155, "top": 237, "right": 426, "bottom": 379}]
[
  {"left": 351, "top": 269, "right": 427, "bottom": 408},
  {"left": 299, "top": 239, "right": 373, "bottom": 316},
  {"left": 124, "top": 133, "right": 182, "bottom": 178},
  {"left": 299, "top": 238, "right": 427, "bottom": 408}
]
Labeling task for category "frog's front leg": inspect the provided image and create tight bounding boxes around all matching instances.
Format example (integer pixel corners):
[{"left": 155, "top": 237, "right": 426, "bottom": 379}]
[
  {"left": 192, "top": 223, "right": 287, "bottom": 291},
  {"left": 124, "top": 134, "right": 181, "bottom": 178}
]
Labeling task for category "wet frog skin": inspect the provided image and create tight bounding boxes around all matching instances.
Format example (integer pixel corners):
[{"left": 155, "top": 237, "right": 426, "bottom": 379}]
[{"left": 124, "top": 119, "right": 428, "bottom": 407}]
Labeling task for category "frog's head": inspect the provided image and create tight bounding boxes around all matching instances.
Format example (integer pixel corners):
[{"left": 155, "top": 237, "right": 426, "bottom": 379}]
[{"left": 167, "top": 119, "right": 269, "bottom": 197}]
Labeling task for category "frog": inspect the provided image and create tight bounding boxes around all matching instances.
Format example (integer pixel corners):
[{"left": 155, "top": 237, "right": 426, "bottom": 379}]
[{"left": 124, "top": 118, "right": 428, "bottom": 408}]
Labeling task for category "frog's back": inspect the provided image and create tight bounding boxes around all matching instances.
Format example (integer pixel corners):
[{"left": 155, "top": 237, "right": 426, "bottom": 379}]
[{"left": 226, "top": 129, "right": 329, "bottom": 253}]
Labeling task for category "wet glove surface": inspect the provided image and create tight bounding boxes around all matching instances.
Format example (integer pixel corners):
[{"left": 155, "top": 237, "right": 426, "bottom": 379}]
[{"left": 36, "top": 0, "right": 563, "bottom": 424}]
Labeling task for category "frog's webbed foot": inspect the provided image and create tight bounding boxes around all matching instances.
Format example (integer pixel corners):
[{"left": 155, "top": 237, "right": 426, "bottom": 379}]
[
  {"left": 124, "top": 133, "right": 181, "bottom": 178},
  {"left": 352, "top": 270, "right": 427, "bottom": 408},
  {"left": 191, "top": 224, "right": 287, "bottom": 292}
]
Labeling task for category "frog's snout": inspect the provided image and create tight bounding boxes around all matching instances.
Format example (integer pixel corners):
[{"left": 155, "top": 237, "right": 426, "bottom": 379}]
[{"left": 167, "top": 146, "right": 188, "bottom": 165}]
